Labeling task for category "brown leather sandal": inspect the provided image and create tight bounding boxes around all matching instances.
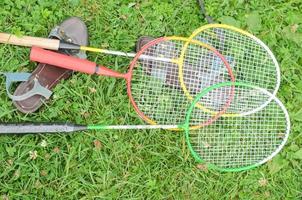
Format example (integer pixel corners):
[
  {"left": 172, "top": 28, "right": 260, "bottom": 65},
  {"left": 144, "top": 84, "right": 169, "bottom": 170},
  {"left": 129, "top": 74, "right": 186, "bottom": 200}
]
[
  {"left": 12, "top": 17, "right": 89, "bottom": 114},
  {"left": 136, "top": 36, "right": 154, "bottom": 52}
]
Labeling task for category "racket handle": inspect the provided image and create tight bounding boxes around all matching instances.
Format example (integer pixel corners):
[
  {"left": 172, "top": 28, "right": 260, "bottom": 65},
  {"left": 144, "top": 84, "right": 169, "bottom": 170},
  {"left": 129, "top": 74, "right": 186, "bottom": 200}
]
[
  {"left": 0, "top": 33, "right": 60, "bottom": 50},
  {"left": 30, "top": 47, "right": 97, "bottom": 74},
  {"left": 0, "top": 123, "right": 87, "bottom": 134},
  {"left": 30, "top": 47, "right": 126, "bottom": 78}
]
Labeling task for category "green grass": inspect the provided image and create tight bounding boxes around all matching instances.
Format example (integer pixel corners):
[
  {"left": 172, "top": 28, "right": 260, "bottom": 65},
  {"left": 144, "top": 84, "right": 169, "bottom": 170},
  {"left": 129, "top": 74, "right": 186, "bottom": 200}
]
[{"left": 0, "top": 0, "right": 301, "bottom": 199}]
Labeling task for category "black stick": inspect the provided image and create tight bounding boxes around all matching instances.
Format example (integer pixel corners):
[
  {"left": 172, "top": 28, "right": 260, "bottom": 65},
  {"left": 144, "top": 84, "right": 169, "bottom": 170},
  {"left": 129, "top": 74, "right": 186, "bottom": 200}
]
[{"left": 197, "top": 0, "right": 214, "bottom": 23}]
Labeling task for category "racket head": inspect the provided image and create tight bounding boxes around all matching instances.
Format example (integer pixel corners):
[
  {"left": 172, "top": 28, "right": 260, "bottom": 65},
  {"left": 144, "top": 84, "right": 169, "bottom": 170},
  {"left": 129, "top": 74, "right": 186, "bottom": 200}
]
[
  {"left": 184, "top": 82, "right": 290, "bottom": 172},
  {"left": 180, "top": 24, "right": 281, "bottom": 117},
  {"left": 126, "top": 36, "right": 235, "bottom": 129}
]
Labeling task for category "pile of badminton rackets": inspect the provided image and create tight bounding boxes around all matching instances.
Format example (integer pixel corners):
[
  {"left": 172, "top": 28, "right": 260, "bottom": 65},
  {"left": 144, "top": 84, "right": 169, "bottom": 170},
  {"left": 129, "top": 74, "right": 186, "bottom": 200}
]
[{"left": 0, "top": 24, "right": 290, "bottom": 172}]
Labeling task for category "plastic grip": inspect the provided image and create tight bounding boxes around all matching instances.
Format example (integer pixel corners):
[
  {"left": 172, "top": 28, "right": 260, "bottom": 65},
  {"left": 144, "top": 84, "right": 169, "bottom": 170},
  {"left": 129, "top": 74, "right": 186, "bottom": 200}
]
[
  {"left": 30, "top": 47, "right": 97, "bottom": 74},
  {"left": 0, "top": 123, "right": 86, "bottom": 134}
]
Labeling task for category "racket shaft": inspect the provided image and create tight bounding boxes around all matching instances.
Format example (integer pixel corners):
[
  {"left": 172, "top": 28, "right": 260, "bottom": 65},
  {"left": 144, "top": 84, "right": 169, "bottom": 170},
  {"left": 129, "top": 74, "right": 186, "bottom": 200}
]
[
  {"left": 101, "top": 50, "right": 136, "bottom": 57},
  {"left": 88, "top": 125, "right": 178, "bottom": 130},
  {"left": 0, "top": 123, "right": 86, "bottom": 134},
  {"left": 99, "top": 49, "right": 172, "bottom": 62},
  {"left": 0, "top": 33, "right": 60, "bottom": 50},
  {"left": 80, "top": 47, "right": 137, "bottom": 57}
]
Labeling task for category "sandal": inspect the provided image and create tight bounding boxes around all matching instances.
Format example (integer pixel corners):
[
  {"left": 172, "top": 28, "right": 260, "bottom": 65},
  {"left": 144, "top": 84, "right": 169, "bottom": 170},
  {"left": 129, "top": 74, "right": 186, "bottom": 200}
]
[{"left": 11, "top": 17, "right": 89, "bottom": 114}]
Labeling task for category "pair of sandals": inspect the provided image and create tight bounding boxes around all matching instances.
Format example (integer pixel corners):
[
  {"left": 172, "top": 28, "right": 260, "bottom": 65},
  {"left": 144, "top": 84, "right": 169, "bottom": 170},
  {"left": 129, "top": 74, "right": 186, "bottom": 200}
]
[{"left": 3, "top": 17, "right": 153, "bottom": 114}]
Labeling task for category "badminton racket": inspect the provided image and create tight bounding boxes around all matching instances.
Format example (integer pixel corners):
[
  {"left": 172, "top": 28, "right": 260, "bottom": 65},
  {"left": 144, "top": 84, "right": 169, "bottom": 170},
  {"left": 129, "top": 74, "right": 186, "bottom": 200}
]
[
  {"left": 29, "top": 36, "right": 235, "bottom": 129},
  {"left": 185, "top": 81, "right": 290, "bottom": 171},
  {"left": 0, "top": 81, "right": 290, "bottom": 173}
]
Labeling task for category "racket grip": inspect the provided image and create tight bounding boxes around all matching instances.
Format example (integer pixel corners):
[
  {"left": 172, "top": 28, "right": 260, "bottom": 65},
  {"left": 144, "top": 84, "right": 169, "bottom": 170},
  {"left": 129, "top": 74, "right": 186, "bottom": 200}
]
[
  {"left": 30, "top": 47, "right": 97, "bottom": 74},
  {"left": 0, "top": 33, "right": 60, "bottom": 50},
  {"left": 0, "top": 123, "right": 87, "bottom": 134}
]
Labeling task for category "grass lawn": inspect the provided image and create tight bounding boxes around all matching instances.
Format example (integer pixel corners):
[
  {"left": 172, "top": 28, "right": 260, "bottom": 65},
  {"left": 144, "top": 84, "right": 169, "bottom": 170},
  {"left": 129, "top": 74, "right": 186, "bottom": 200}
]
[{"left": 0, "top": 0, "right": 301, "bottom": 199}]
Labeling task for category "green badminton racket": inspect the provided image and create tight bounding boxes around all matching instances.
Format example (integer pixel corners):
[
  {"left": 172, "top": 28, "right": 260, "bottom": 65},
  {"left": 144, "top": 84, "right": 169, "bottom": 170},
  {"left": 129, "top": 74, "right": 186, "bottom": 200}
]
[{"left": 0, "top": 82, "right": 290, "bottom": 172}]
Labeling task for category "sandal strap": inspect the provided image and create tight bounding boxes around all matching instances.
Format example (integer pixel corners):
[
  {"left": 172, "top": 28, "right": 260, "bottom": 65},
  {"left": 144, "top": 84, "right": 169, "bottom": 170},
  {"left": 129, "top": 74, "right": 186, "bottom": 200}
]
[{"left": 1, "top": 73, "right": 52, "bottom": 101}]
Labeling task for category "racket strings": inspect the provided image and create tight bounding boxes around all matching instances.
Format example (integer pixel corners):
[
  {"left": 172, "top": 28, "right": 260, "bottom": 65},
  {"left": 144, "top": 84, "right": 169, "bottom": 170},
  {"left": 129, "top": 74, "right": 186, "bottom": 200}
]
[
  {"left": 130, "top": 39, "right": 232, "bottom": 125},
  {"left": 187, "top": 85, "right": 289, "bottom": 170},
  {"left": 227, "top": 88, "right": 270, "bottom": 114},
  {"left": 183, "top": 45, "right": 233, "bottom": 95},
  {"left": 194, "top": 28, "right": 278, "bottom": 93}
]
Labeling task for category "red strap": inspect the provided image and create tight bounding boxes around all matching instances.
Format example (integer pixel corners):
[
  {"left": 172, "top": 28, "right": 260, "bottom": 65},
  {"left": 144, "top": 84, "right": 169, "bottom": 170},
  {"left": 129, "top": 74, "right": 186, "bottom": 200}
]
[{"left": 30, "top": 47, "right": 97, "bottom": 74}]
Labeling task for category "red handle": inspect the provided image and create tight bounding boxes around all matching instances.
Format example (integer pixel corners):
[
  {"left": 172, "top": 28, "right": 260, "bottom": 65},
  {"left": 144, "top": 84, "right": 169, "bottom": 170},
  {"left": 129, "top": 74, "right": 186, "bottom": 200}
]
[
  {"left": 30, "top": 47, "right": 126, "bottom": 78},
  {"left": 30, "top": 47, "right": 97, "bottom": 74}
]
